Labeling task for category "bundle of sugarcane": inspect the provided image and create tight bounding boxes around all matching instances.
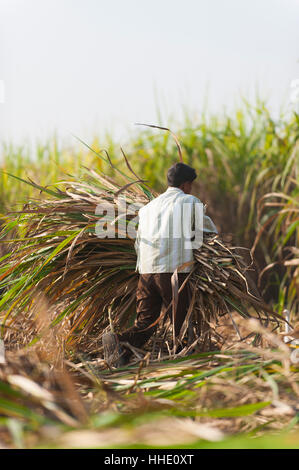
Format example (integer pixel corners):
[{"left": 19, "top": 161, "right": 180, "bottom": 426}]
[
  {"left": 184, "top": 236, "right": 285, "bottom": 351},
  {"left": 0, "top": 128, "right": 288, "bottom": 359},
  {"left": 0, "top": 160, "right": 286, "bottom": 360},
  {"left": 0, "top": 160, "right": 151, "bottom": 354}
]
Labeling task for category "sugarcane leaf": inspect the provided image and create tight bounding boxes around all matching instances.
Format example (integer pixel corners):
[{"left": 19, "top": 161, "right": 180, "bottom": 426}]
[{"left": 0, "top": 171, "right": 65, "bottom": 199}]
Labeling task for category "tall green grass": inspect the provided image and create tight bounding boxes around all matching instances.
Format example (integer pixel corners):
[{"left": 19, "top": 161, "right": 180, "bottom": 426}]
[
  {"left": 0, "top": 101, "right": 298, "bottom": 315},
  {"left": 0, "top": 136, "right": 106, "bottom": 213}
]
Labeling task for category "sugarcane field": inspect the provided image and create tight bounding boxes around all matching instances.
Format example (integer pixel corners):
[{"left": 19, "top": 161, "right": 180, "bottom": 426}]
[{"left": 0, "top": 0, "right": 299, "bottom": 454}]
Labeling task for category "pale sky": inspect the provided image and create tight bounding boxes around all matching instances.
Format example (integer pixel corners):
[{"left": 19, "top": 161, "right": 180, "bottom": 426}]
[{"left": 0, "top": 0, "right": 299, "bottom": 146}]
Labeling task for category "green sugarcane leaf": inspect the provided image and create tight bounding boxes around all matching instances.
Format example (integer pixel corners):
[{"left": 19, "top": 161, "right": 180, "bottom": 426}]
[{"left": 1, "top": 171, "right": 65, "bottom": 199}]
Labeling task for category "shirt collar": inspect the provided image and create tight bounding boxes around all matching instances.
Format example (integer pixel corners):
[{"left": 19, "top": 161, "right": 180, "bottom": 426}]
[{"left": 166, "top": 186, "right": 184, "bottom": 193}]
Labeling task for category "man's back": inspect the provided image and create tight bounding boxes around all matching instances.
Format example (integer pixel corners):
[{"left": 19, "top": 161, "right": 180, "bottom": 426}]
[{"left": 135, "top": 186, "right": 217, "bottom": 273}]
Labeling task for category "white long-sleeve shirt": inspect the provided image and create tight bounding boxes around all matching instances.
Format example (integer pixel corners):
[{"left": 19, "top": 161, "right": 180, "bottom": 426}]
[{"left": 135, "top": 186, "right": 218, "bottom": 273}]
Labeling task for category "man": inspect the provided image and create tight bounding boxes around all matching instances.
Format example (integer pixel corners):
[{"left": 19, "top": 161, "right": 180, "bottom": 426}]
[{"left": 103, "top": 162, "right": 217, "bottom": 367}]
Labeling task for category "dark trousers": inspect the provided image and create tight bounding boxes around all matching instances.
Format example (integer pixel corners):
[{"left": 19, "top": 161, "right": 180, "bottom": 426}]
[{"left": 118, "top": 273, "right": 191, "bottom": 350}]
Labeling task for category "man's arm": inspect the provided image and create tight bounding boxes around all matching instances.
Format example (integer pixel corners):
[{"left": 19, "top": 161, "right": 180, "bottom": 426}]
[
  {"left": 203, "top": 214, "right": 218, "bottom": 234},
  {"left": 191, "top": 195, "right": 218, "bottom": 234}
]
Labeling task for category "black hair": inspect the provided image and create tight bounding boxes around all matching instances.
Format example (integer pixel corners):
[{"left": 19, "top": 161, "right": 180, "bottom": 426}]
[{"left": 167, "top": 162, "right": 197, "bottom": 187}]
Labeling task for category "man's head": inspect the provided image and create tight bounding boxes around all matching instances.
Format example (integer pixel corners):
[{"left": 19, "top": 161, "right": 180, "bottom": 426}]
[{"left": 167, "top": 162, "right": 197, "bottom": 194}]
